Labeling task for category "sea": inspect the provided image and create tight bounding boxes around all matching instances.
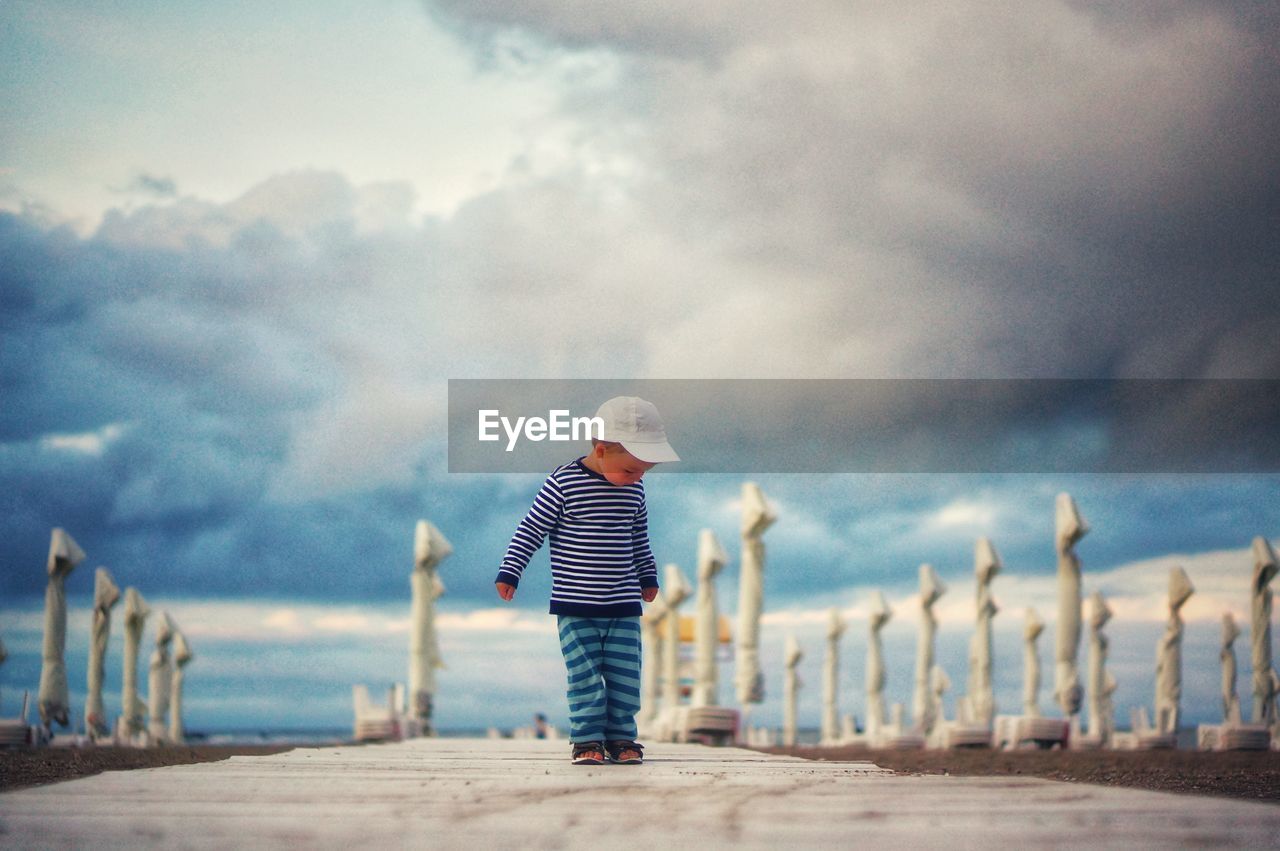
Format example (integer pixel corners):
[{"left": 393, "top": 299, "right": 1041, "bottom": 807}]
[
  {"left": 187, "top": 727, "right": 495, "bottom": 746},
  {"left": 181, "top": 726, "right": 1202, "bottom": 748}
]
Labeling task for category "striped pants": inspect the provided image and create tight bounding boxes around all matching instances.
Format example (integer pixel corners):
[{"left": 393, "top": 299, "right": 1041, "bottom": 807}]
[{"left": 556, "top": 615, "right": 642, "bottom": 743}]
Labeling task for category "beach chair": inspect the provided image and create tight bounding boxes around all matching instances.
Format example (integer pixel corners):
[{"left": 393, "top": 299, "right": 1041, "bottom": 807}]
[
  {"left": 0, "top": 691, "right": 35, "bottom": 748},
  {"left": 352, "top": 684, "right": 402, "bottom": 742},
  {"left": 682, "top": 706, "right": 739, "bottom": 746},
  {"left": 1112, "top": 707, "right": 1176, "bottom": 750}
]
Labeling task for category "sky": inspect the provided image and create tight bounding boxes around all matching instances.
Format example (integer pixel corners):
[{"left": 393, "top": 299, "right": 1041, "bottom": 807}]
[{"left": 2, "top": 1, "right": 1278, "bottom": 736}]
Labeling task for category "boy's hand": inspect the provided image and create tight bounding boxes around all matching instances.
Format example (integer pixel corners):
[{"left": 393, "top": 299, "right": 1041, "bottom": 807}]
[
  {"left": 496, "top": 582, "right": 516, "bottom": 601},
  {"left": 641, "top": 586, "right": 658, "bottom": 603}
]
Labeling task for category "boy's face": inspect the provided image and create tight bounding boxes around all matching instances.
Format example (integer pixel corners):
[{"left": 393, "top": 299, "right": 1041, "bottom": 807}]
[{"left": 596, "top": 444, "right": 656, "bottom": 486}]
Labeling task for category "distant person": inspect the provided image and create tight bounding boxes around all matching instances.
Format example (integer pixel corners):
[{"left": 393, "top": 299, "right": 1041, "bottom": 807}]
[
  {"left": 495, "top": 396, "right": 679, "bottom": 766},
  {"left": 534, "top": 713, "right": 548, "bottom": 739}
]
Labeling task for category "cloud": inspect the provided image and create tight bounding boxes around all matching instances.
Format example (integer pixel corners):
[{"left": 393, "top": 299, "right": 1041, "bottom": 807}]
[
  {"left": 922, "top": 498, "right": 1000, "bottom": 533},
  {"left": 426, "top": 0, "right": 751, "bottom": 59},
  {"left": 2, "top": 2, "right": 1277, "bottom": 738},
  {"left": 121, "top": 174, "right": 178, "bottom": 198},
  {"left": 159, "top": 600, "right": 554, "bottom": 644},
  {"left": 428, "top": 0, "right": 1280, "bottom": 379},
  {"left": 3, "top": 0, "right": 1279, "bottom": 615},
  {"left": 38, "top": 423, "right": 127, "bottom": 456}
]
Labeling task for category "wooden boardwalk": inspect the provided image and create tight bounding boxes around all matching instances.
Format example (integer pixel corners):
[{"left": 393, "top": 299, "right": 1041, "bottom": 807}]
[{"left": 2, "top": 738, "right": 1278, "bottom": 849}]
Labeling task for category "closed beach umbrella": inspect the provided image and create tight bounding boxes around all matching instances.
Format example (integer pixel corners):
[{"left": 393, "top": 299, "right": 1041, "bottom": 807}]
[
  {"left": 967, "top": 538, "right": 1001, "bottom": 726},
  {"left": 1251, "top": 537, "right": 1278, "bottom": 726},
  {"left": 662, "top": 563, "right": 691, "bottom": 713},
  {"left": 782, "top": 634, "right": 803, "bottom": 747},
  {"left": 169, "top": 629, "right": 192, "bottom": 744},
  {"left": 38, "top": 528, "right": 86, "bottom": 728},
  {"left": 410, "top": 519, "right": 453, "bottom": 732},
  {"left": 866, "top": 591, "right": 892, "bottom": 737},
  {"left": 1155, "top": 567, "right": 1194, "bottom": 734},
  {"left": 1054, "top": 493, "right": 1089, "bottom": 718},
  {"left": 148, "top": 611, "right": 175, "bottom": 743},
  {"left": 912, "top": 564, "right": 946, "bottom": 735},
  {"left": 1023, "top": 608, "right": 1044, "bottom": 717},
  {"left": 692, "top": 529, "right": 728, "bottom": 708},
  {"left": 821, "top": 607, "right": 847, "bottom": 744},
  {"left": 1086, "top": 591, "right": 1113, "bottom": 742},
  {"left": 85, "top": 567, "right": 121, "bottom": 738},
  {"left": 638, "top": 592, "right": 670, "bottom": 727},
  {"left": 121, "top": 588, "right": 151, "bottom": 737},
  {"left": 1220, "top": 612, "right": 1241, "bottom": 723},
  {"left": 735, "top": 482, "right": 777, "bottom": 707},
  {"left": 930, "top": 664, "right": 951, "bottom": 734}
]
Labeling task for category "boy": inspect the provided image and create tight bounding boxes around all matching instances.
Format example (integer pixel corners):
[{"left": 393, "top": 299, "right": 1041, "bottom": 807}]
[{"left": 495, "top": 396, "right": 679, "bottom": 765}]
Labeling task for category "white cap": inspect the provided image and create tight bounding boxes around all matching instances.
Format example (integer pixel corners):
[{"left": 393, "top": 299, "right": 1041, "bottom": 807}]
[{"left": 594, "top": 396, "right": 680, "bottom": 464}]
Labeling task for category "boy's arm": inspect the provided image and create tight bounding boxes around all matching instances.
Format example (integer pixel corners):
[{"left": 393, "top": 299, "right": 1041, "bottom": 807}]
[
  {"left": 632, "top": 498, "right": 659, "bottom": 593},
  {"left": 495, "top": 474, "right": 565, "bottom": 590}
]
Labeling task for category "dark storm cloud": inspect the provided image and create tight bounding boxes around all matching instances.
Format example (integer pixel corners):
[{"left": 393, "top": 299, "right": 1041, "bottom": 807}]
[
  {"left": 0, "top": 168, "right": 677, "bottom": 603},
  {"left": 120, "top": 173, "right": 179, "bottom": 198},
  {"left": 0, "top": 173, "right": 434, "bottom": 601},
  {"left": 449, "top": 378, "right": 1280, "bottom": 474},
  {"left": 6, "top": 0, "right": 1280, "bottom": 605},
  {"left": 425, "top": 0, "right": 749, "bottom": 59},
  {"left": 425, "top": 0, "right": 1280, "bottom": 379}
]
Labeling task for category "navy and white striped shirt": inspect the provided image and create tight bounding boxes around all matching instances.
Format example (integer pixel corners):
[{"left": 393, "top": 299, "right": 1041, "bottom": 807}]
[{"left": 496, "top": 457, "right": 659, "bottom": 617}]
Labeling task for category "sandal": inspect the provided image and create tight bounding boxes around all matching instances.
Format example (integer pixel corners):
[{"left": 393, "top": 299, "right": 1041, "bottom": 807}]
[
  {"left": 571, "top": 741, "right": 605, "bottom": 765},
  {"left": 606, "top": 740, "right": 644, "bottom": 764}
]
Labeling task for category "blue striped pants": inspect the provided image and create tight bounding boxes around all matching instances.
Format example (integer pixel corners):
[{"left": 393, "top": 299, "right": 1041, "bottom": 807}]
[{"left": 556, "top": 615, "right": 642, "bottom": 743}]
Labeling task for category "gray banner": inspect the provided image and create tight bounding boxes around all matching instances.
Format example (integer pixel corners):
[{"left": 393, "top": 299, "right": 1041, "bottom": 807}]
[{"left": 447, "top": 379, "right": 1280, "bottom": 474}]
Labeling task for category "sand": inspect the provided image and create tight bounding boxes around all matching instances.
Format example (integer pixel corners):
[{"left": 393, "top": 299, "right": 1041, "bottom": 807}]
[
  {"left": 0, "top": 745, "right": 296, "bottom": 792},
  {"left": 755, "top": 744, "right": 1280, "bottom": 803}
]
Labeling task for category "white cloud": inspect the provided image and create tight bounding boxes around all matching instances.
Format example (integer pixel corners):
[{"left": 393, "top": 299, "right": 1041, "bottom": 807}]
[
  {"left": 438, "top": 608, "right": 556, "bottom": 634},
  {"left": 87, "top": 599, "right": 557, "bottom": 644},
  {"left": 261, "top": 608, "right": 306, "bottom": 635},
  {"left": 923, "top": 498, "right": 999, "bottom": 532},
  {"left": 265, "top": 377, "right": 444, "bottom": 503},
  {"left": 4, "top": 4, "right": 578, "bottom": 231},
  {"left": 39, "top": 423, "right": 127, "bottom": 456}
]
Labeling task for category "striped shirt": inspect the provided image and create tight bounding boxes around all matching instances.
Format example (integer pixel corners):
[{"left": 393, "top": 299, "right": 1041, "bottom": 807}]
[{"left": 496, "top": 457, "right": 659, "bottom": 617}]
